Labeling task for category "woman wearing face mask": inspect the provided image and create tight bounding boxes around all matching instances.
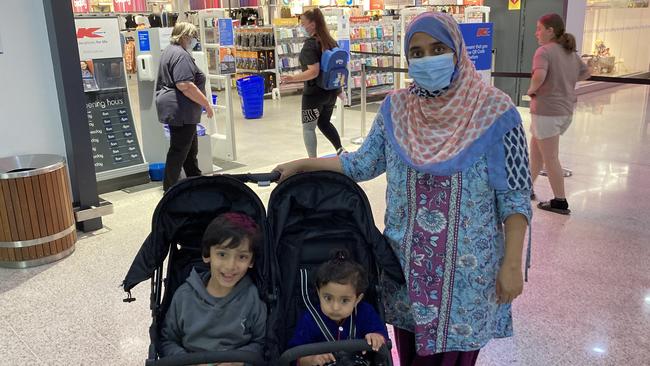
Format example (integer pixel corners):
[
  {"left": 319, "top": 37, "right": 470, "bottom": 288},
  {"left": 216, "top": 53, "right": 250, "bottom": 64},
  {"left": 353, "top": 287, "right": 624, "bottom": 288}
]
[
  {"left": 527, "top": 13, "right": 590, "bottom": 214},
  {"left": 280, "top": 9, "right": 346, "bottom": 157},
  {"left": 276, "top": 12, "right": 532, "bottom": 365},
  {"left": 156, "top": 22, "right": 213, "bottom": 192}
]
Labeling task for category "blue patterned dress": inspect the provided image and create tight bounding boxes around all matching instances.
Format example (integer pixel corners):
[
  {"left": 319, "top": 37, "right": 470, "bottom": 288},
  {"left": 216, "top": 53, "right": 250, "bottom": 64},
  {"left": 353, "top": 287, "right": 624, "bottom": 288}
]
[{"left": 339, "top": 105, "right": 532, "bottom": 355}]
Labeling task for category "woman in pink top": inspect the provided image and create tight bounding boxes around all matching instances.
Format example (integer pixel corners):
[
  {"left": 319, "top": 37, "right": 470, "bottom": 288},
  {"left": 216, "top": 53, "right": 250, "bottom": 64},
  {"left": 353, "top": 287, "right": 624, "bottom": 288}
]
[{"left": 527, "top": 13, "right": 590, "bottom": 215}]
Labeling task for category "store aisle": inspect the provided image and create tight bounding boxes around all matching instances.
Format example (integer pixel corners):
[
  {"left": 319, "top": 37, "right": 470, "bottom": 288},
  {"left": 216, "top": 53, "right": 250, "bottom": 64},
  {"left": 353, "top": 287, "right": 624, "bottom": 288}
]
[{"left": 0, "top": 86, "right": 648, "bottom": 365}]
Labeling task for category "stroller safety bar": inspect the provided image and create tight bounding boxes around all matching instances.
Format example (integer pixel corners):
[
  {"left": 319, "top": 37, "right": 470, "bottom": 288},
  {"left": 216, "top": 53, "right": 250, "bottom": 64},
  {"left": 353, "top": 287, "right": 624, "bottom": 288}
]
[
  {"left": 146, "top": 350, "right": 266, "bottom": 366},
  {"left": 227, "top": 171, "right": 282, "bottom": 187},
  {"left": 278, "top": 339, "right": 392, "bottom": 366}
]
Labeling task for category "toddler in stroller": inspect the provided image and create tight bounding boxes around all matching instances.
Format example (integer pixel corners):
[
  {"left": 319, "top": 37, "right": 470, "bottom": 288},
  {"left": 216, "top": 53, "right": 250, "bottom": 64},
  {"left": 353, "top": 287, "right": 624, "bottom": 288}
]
[
  {"left": 266, "top": 171, "right": 405, "bottom": 366},
  {"left": 288, "top": 250, "right": 388, "bottom": 366}
]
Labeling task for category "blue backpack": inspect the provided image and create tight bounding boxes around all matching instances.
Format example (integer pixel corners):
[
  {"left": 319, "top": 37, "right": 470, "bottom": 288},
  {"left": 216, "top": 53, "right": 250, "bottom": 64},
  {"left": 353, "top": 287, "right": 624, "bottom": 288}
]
[{"left": 317, "top": 47, "right": 349, "bottom": 90}]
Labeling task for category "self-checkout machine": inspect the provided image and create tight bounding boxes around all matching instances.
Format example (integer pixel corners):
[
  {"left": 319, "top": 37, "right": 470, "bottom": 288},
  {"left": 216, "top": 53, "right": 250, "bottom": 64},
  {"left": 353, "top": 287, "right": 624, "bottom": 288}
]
[
  {"left": 74, "top": 15, "right": 149, "bottom": 192},
  {"left": 135, "top": 27, "right": 217, "bottom": 175}
]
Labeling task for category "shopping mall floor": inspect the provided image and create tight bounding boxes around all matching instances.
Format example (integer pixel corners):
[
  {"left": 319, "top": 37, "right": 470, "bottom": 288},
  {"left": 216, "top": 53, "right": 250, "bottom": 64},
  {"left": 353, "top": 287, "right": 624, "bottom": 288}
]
[{"left": 1, "top": 85, "right": 649, "bottom": 366}]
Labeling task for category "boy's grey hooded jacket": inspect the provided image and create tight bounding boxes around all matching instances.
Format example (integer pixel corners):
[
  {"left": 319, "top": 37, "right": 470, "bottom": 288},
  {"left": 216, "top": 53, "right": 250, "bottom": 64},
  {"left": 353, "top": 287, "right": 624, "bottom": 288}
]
[{"left": 160, "top": 268, "right": 267, "bottom": 356}]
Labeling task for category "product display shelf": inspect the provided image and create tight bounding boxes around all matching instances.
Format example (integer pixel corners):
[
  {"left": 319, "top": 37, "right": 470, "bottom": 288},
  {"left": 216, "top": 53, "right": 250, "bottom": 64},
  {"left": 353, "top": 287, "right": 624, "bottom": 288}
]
[
  {"left": 322, "top": 7, "right": 353, "bottom": 103},
  {"left": 198, "top": 8, "right": 229, "bottom": 91},
  {"left": 398, "top": 7, "right": 428, "bottom": 88},
  {"left": 274, "top": 24, "right": 308, "bottom": 93},
  {"left": 234, "top": 26, "right": 278, "bottom": 95},
  {"left": 425, "top": 3, "right": 468, "bottom": 22},
  {"left": 348, "top": 18, "right": 399, "bottom": 102}
]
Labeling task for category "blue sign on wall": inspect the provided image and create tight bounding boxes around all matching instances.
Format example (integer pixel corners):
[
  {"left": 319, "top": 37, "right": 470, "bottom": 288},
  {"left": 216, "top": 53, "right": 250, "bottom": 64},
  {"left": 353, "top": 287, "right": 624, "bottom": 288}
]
[
  {"left": 459, "top": 23, "right": 493, "bottom": 71},
  {"left": 138, "top": 31, "right": 151, "bottom": 52},
  {"left": 218, "top": 18, "right": 234, "bottom": 47}
]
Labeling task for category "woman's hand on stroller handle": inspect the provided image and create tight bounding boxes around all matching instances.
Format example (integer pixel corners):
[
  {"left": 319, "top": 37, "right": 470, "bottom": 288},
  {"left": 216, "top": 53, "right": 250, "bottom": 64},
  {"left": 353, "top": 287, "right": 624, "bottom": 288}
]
[
  {"left": 274, "top": 157, "right": 345, "bottom": 183},
  {"left": 273, "top": 161, "right": 304, "bottom": 183}
]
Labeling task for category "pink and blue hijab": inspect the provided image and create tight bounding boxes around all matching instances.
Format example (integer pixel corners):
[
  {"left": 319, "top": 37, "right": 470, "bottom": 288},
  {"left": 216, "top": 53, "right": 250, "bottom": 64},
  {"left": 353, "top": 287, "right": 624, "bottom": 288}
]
[{"left": 383, "top": 11, "right": 522, "bottom": 187}]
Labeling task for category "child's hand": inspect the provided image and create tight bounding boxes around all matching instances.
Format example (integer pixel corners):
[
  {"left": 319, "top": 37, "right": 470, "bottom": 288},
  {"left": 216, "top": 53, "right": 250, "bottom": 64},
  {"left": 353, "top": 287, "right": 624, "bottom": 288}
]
[
  {"left": 365, "top": 333, "right": 386, "bottom": 352},
  {"left": 299, "top": 353, "right": 336, "bottom": 366}
]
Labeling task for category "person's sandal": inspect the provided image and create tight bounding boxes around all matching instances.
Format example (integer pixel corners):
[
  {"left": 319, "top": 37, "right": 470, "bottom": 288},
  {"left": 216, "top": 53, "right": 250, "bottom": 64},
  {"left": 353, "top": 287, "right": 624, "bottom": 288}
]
[
  {"left": 336, "top": 147, "right": 348, "bottom": 156},
  {"left": 537, "top": 199, "right": 571, "bottom": 215}
]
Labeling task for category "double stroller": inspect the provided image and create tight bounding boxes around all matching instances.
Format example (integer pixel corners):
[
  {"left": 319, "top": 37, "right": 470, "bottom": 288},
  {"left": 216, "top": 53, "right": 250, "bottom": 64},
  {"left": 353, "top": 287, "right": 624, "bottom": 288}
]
[{"left": 122, "top": 171, "right": 404, "bottom": 365}]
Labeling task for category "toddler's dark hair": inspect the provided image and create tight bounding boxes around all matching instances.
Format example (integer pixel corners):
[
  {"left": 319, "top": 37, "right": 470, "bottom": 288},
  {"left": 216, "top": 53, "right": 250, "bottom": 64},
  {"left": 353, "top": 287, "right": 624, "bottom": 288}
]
[
  {"left": 315, "top": 250, "right": 368, "bottom": 296},
  {"left": 201, "top": 212, "right": 261, "bottom": 258}
]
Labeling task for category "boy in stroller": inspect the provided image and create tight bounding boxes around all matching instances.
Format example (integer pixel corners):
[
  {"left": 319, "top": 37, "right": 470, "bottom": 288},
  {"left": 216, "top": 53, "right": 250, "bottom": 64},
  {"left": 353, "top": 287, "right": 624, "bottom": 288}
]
[
  {"left": 160, "top": 212, "right": 267, "bottom": 360},
  {"left": 288, "top": 250, "right": 388, "bottom": 366}
]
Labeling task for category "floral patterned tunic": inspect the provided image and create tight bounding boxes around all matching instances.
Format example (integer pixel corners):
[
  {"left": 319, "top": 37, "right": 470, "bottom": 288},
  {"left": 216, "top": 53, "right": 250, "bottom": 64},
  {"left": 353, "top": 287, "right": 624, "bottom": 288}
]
[{"left": 339, "top": 112, "right": 532, "bottom": 355}]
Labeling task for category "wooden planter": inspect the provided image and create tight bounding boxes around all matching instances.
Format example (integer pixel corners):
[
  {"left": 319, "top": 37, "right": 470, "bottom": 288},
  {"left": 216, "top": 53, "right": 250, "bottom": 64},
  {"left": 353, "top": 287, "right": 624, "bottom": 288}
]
[{"left": 0, "top": 155, "right": 77, "bottom": 268}]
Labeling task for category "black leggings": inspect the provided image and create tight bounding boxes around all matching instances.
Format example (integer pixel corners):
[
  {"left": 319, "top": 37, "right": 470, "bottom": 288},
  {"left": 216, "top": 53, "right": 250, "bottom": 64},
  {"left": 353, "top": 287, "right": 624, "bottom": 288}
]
[
  {"left": 301, "top": 91, "right": 342, "bottom": 157},
  {"left": 163, "top": 123, "right": 201, "bottom": 191}
]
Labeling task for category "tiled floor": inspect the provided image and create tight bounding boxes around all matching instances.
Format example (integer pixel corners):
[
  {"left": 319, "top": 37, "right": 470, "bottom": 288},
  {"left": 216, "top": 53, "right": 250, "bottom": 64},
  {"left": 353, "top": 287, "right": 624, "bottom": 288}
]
[{"left": 1, "top": 85, "right": 649, "bottom": 365}]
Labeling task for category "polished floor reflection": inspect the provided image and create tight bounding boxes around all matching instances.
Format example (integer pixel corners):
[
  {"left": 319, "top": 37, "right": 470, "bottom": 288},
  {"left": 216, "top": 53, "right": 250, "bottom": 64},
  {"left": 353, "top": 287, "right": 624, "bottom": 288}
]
[{"left": 0, "top": 85, "right": 648, "bottom": 365}]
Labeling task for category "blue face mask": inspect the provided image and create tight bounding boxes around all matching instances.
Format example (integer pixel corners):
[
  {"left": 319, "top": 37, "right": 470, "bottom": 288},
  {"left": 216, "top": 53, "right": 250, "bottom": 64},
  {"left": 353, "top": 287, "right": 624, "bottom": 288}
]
[
  {"left": 298, "top": 26, "right": 309, "bottom": 37},
  {"left": 186, "top": 37, "right": 198, "bottom": 52},
  {"left": 408, "top": 53, "right": 455, "bottom": 93}
]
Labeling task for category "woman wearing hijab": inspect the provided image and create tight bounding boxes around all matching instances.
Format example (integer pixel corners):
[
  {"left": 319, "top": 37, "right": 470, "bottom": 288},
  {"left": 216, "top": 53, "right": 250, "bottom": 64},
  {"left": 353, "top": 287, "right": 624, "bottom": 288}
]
[{"left": 276, "top": 12, "right": 532, "bottom": 365}]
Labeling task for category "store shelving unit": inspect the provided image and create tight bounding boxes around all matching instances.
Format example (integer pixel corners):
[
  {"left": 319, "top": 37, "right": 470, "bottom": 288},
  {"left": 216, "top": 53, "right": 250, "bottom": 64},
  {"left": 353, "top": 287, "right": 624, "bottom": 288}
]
[
  {"left": 348, "top": 17, "right": 399, "bottom": 104},
  {"left": 198, "top": 8, "right": 237, "bottom": 161},
  {"left": 274, "top": 19, "right": 308, "bottom": 93},
  {"left": 322, "top": 7, "right": 353, "bottom": 102},
  {"left": 396, "top": 7, "right": 427, "bottom": 88},
  {"left": 234, "top": 26, "right": 279, "bottom": 96},
  {"left": 463, "top": 5, "right": 490, "bottom": 23},
  {"left": 198, "top": 8, "right": 228, "bottom": 91}
]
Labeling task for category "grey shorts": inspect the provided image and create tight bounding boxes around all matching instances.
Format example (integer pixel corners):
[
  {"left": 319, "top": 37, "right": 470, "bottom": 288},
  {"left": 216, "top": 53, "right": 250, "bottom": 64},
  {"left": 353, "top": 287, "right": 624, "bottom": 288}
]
[{"left": 530, "top": 114, "right": 573, "bottom": 139}]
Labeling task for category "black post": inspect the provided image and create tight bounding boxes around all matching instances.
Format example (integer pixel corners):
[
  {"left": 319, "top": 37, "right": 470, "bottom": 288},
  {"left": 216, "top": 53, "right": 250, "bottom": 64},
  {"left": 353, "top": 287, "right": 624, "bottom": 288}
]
[{"left": 42, "top": 0, "right": 103, "bottom": 232}]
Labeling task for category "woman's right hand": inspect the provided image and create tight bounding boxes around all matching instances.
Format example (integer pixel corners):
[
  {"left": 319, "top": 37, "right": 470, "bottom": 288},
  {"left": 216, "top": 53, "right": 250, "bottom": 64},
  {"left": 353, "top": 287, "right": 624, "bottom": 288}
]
[
  {"left": 274, "top": 160, "right": 304, "bottom": 182},
  {"left": 205, "top": 105, "right": 214, "bottom": 118}
]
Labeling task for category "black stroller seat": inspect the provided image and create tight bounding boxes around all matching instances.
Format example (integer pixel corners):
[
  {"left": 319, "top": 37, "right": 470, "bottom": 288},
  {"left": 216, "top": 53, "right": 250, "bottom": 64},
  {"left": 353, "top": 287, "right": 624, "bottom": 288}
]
[
  {"left": 266, "top": 172, "right": 404, "bottom": 366},
  {"left": 122, "top": 174, "right": 273, "bottom": 366}
]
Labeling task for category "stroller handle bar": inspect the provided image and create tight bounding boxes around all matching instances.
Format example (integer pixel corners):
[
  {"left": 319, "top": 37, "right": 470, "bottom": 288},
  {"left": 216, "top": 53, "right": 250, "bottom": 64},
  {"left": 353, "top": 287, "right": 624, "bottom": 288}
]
[
  {"left": 278, "top": 339, "right": 392, "bottom": 366},
  {"left": 228, "top": 171, "right": 281, "bottom": 186},
  {"left": 146, "top": 350, "right": 266, "bottom": 366}
]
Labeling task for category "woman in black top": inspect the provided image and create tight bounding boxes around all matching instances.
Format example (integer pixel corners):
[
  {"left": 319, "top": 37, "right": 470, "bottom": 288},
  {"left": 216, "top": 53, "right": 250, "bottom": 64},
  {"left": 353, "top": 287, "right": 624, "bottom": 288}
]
[
  {"left": 156, "top": 22, "right": 213, "bottom": 191},
  {"left": 280, "top": 9, "right": 346, "bottom": 158}
]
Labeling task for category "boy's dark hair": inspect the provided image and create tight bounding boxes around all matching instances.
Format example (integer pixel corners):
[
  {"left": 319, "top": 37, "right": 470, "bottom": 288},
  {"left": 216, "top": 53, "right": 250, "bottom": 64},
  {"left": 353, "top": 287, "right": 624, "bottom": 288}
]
[
  {"left": 201, "top": 212, "right": 261, "bottom": 258},
  {"left": 315, "top": 250, "right": 368, "bottom": 296}
]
